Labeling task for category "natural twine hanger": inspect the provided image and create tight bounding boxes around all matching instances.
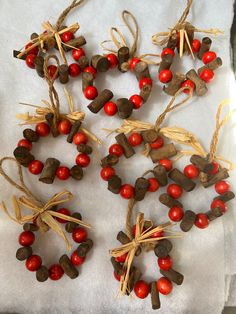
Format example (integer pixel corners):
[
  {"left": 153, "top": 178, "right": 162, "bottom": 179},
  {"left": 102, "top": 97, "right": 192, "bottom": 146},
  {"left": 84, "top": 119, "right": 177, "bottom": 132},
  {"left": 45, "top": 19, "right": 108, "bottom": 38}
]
[{"left": 0, "top": 157, "right": 91, "bottom": 250}]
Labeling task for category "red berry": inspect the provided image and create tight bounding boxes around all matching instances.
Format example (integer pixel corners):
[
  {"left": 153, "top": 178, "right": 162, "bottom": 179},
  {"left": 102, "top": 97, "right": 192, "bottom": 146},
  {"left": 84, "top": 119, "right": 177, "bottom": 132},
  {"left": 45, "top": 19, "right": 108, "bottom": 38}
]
[
  {"left": 100, "top": 166, "right": 116, "bottom": 181},
  {"left": 104, "top": 101, "right": 117, "bottom": 116},
  {"left": 129, "top": 94, "right": 143, "bottom": 109},
  {"left": 191, "top": 39, "right": 201, "bottom": 53},
  {"left": 161, "top": 48, "right": 175, "bottom": 58},
  {"left": 167, "top": 184, "right": 183, "bottom": 199},
  {"left": 83, "top": 66, "right": 97, "bottom": 78},
  {"left": 25, "top": 42, "right": 39, "bottom": 55},
  {"left": 72, "top": 227, "right": 87, "bottom": 243},
  {"left": 61, "top": 31, "right": 74, "bottom": 43},
  {"left": 115, "top": 253, "right": 128, "bottom": 263},
  {"left": 120, "top": 184, "right": 134, "bottom": 199},
  {"left": 56, "top": 166, "right": 70, "bottom": 180},
  {"left": 35, "top": 122, "right": 50, "bottom": 137},
  {"left": 49, "top": 264, "right": 64, "bottom": 280},
  {"left": 47, "top": 65, "right": 58, "bottom": 79},
  {"left": 184, "top": 164, "right": 199, "bottom": 179},
  {"left": 73, "top": 132, "right": 88, "bottom": 145},
  {"left": 55, "top": 208, "right": 71, "bottom": 223},
  {"left": 19, "top": 231, "right": 35, "bottom": 246},
  {"left": 181, "top": 79, "right": 195, "bottom": 94},
  {"left": 128, "top": 133, "right": 143, "bottom": 146},
  {"left": 106, "top": 53, "right": 118, "bottom": 68},
  {"left": 159, "top": 159, "right": 173, "bottom": 171},
  {"left": 151, "top": 230, "right": 164, "bottom": 238},
  {"left": 57, "top": 119, "right": 72, "bottom": 135},
  {"left": 150, "top": 137, "right": 164, "bottom": 149},
  {"left": 168, "top": 207, "right": 184, "bottom": 222},
  {"left": 211, "top": 199, "right": 227, "bottom": 213},
  {"left": 28, "top": 160, "right": 44, "bottom": 175},
  {"left": 114, "top": 271, "right": 122, "bottom": 281},
  {"left": 129, "top": 57, "right": 141, "bottom": 71},
  {"left": 25, "top": 54, "right": 36, "bottom": 69},
  {"left": 199, "top": 68, "right": 214, "bottom": 83},
  {"left": 210, "top": 161, "right": 220, "bottom": 174},
  {"left": 134, "top": 280, "right": 150, "bottom": 299},
  {"left": 26, "top": 255, "right": 42, "bottom": 271},
  {"left": 148, "top": 178, "right": 159, "bottom": 192},
  {"left": 76, "top": 153, "right": 90, "bottom": 167},
  {"left": 158, "top": 255, "right": 173, "bottom": 271},
  {"left": 72, "top": 48, "right": 85, "bottom": 61},
  {"left": 159, "top": 69, "right": 173, "bottom": 83},
  {"left": 202, "top": 51, "right": 217, "bottom": 64},
  {"left": 139, "top": 77, "right": 153, "bottom": 89},
  {"left": 84, "top": 86, "right": 98, "bottom": 100},
  {"left": 68, "top": 63, "right": 81, "bottom": 77},
  {"left": 109, "top": 144, "right": 124, "bottom": 157},
  {"left": 71, "top": 250, "right": 86, "bottom": 266},
  {"left": 157, "top": 277, "right": 173, "bottom": 295},
  {"left": 215, "top": 181, "right": 230, "bottom": 195},
  {"left": 195, "top": 213, "right": 209, "bottom": 229},
  {"left": 17, "top": 139, "right": 32, "bottom": 151}
]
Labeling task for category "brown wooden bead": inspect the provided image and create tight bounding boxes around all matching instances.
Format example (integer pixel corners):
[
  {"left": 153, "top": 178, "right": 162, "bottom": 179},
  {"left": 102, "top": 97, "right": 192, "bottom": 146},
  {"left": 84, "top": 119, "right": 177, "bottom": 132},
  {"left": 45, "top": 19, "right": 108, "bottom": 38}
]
[
  {"left": 77, "top": 239, "right": 93, "bottom": 257},
  {"left": 159, "top": 193, "right": 183, "bottom": 208},
  {"left": 198, "top": 37, "right": 212, "bottom": 60},
  {"left": 186, "top": 69, "right": 207, "bottom": 96},
  {"left": 36, "top": 266, "right": 49, "bottom": 282},
  {"left": 128, "top": 267, "right": 142, "bottom": 295},
  {"left": 199, "top": 171, "right": 209, "bottom": 184},
  {"left": 101, "top": 154, "right": 119, "bottom": 167},
  {"left": 150, "top": 143, "right": 177, "bottom": 163},
  {"left": 140, "top": 84, "right": 152, "bottom": 103},
  {"left": 67, "top": 120, "right": 82, "bottom": 143},
  {"left": 78, "top": 56, "right": 89, "bottom": 70},
  {"left": 160, "top": 269, "right": 184, "bottom": 285},
  {"left": 151, "top": 281, "right": 161, "bottom": 310},
  {"left": 198, "top": 57, "right": 222, "bottom": 75},
  {"left": 77, "top": 144, "right": 93, "bottom": 155},
  {"left": 154, "top": 239, "right": 173, "bottom": 258},
  {"left": 58, "top": 64, "right": 69, "bottom": 84},
  {"left": 88, "top": 89, "right": 113, "bottom": 113},
  {"left": 70, "top": 165, "right": 83, "bottom": 180},
  {"left": 134, "top": 177, "right": 150, "bottom": 201},
  {"left": 13, "top": 50, "right": 27, "bottom": 60},
  {"left": 214, "top": 191, "right": 235, "bottom": 202},
  {"left": 159, "top": 54, "right": 173, "bottom": 73},
  {"left": 190, "top": 155, "right": 214, "bottom": 173},
  {"left": 201, "top": 168, "right": 229, "bottom": 188},
  {"left": 111, "top": 257, "right": 123, "bottom": 276},
  {"left": 153, "top": 165, "right": 168, "bottom": 187},
  {"left": 163, "top": 72, "right": 186, "bottom": 96},
  {"left": 206, "top": 207, "right": 223, "bottom": 221},
  {"left": 167, "top": 33, "right": 178, "bottom": 49},
  {"left": 65, "top": 212, "right": 82, "bottom": 233},
  {"left": 108, "top": 175, "right": 122, "bottom": 194},
  {"left": 118, "top": 46, "right": 130, "bottom": 72},
  {"left": 35, "top": 56, "right": 45, "bottom": 78},
  {"left": 142, "top": 130, "right": 158, "bottom": 143},
  {"left": 91, "top": 55, "right": 109, "bottom": 72},
  {"left": 39, "top": 158, "right": 60, "bottom": 184},
  {"left": 82, "top": 72, "right": 94, "bottom": 92},
  {"left": 30, "top": 33, "right": 39, "bottom": 40},
  {"left": 115, "top": 133, "right": 135, "bottom": 158},
  {"left": 117, "top": 231, "right": 130, "bottom": 244},
  {"left": 63, "top": 36, "right": 86, "bottom": 52},
  {"left": 180, "top": 210, "right": 196, "bottom": 232},
  {"left": 117, "top": 98, "right": 133, "bottom": 119},
  {"left": 168, "top": 168, "right": 196, "bottom": 192},
  {"left": 59, "top": 254, "right": 79, "bottom": 279},
  {"left": 45, "top": 37, "right": 56, "bottom": 50},
  {"left": 134, "top": 61, "right": 150, "bottom": 81},
  {"left": 23, "top": 223, "right": 39, "bottom": 232},
  {"left": 13, "top": 146, "right": 35, "bottom": 167},
  {"left": 16, "top": 247, "right": 32, "bottom": 261},
  {"left": 45, "top": 113, "right": 59, "bottom": 137},
  {"left": 23, "top": 129, "right": 39, "bottom": 142}
]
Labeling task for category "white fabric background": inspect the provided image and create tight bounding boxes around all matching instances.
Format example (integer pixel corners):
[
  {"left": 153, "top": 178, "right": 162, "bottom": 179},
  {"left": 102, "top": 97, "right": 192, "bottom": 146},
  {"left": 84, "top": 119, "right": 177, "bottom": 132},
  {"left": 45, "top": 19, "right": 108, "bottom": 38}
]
[{"left": 0, "top": 0, "right": 235, "bottom": 313}]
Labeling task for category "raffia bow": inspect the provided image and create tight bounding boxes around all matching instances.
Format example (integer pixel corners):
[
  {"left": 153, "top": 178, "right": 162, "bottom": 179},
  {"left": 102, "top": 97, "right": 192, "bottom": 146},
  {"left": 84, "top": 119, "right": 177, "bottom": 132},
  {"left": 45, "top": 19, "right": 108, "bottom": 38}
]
[
  {"left": 0, "top": 157, "right": 91, "bottom": 250},
  {"left": 152, "top": 0, "right": 223, "bottom": 58},
  {"left": 16, "top": 0, "right": 85, "bottom": 65}
]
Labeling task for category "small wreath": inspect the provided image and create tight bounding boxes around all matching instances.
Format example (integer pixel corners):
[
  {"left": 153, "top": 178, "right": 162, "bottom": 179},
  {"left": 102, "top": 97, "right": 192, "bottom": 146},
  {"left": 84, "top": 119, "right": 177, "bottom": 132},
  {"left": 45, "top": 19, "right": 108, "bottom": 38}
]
[
  {"left": 110, "top": 212, "right": 184, "bottom": 310},
  {"left": 13, "top": 56, "right": 100, "bottom": 184},
  {"left": 152, "top": 0, "right": 223, "bottom": 97}
]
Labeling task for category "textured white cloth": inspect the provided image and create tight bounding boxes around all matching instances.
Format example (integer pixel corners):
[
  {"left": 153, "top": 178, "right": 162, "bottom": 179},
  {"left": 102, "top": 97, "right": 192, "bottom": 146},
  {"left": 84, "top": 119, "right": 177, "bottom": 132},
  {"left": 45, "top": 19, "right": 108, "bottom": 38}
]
[{"left": 0, "top": 0, "right": 235, "bottom": 313}]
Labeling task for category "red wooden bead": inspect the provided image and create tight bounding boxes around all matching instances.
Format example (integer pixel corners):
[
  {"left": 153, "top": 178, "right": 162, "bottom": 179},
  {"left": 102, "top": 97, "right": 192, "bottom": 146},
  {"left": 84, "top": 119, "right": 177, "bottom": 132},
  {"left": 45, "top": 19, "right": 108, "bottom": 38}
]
[
  {"left": 159, "top": 159, "right": 173, "bottom": 171},
  {"left": 55, "top": 208, "right": 71, "bottom": 223},
  {"left": 106, "top": 53, "right": 118, "bottom": 68},
  {"left": 109, "top": 144, "right": 124, "bottom": 157},
  {"left": 72, "top": 48, "right": 85, "bottom": 61},
  {"left": 47, "top": 65, "right": 58, "bottom": 79},
  {"left": 128, "top": 133, "right": 143, "bottom": 146},
  {"left": 202, "top": 51, "right": 217, "bottom": 64},
  {"left": 115, "top": 253, "right": 128, "bottom": 263},
  {"left": 113, "top": 271, "right": 122, "bottom": 281},
  {"left": 139, "top": 77, "right": 153, "bottom": 89},
  {"left": 209, "top": 161, "right": 219, "bottom": 175},
  {"left": 156, "top": 277, "right": 173, "bottom": 295},
  {"left": 73, "top": 132, "right": 88, "bottom": 145},
  {"left": 129, "top": 57, "right": 141, "bottom": 71},
  {"left": 161, "top": 48, "right": 175, "bottom": 58},
  {"left": 71, "top": 250, "right": 86, "bottom": 266},
  {"left": 158, "top": 255, "right": 173, "bottom": 271},
  {"left": 159, "top": 69, "right": 173, "bottom": 83},
  {"left": 57, "top": 119, "right": 72, "bottom": 135},
  {"left": 83, "top": 66, "right": 97, "bottom": 78},
  {"left": 120, "top": 184, "right": 134, "bottom": 199},
  {"left": 132, "top": 225, "right": 146, "bottom": 237},
  {"left": 199, "top": 68, "right": 214, "bottom": 83},
  {"left": 129, "top": 94, "right": 143, "bottom": 109},
  {"left": 72, "top": 227, "right": 88, "bottom": 243},
  {"left": 84, "top": 86, "right": 98, "bottom": 100},
  {"left": 26, "top": 255, "right": 42, "bottom": 271},
  {"left": 18, "top": 139, "right": 32, "bottom": 151},
  {"left": 61, "top": 31, "right": 74, "bottom": 43},
  {"left": 28, "top": 160, "right": 44, "bottom": 175},
  {"left": 181, "top": 79, "right": 195, "bottom": 94},
  {"left": 25, "top": 54, "right": 36, "bottom": 69},
  {"left": 151, "top": 229, "right": 164, "bottom": 238},
  {"left": 76, "top": 153, "right": 90, "bottom": 167},
  {"left": 25, "top": 42, "right": 39, "bottom": 55},
  {"left": 104, "top": 101, "right": 117, "bottom": 116},
  {"left": 191, "top": 39, "right": 201, "bottom": 53},
  {"left": 168, "top": 206, "right": 184, "bottom": 222},
  {"left": 211, "top": 199, "right": 227, "bottom": 213},
  {"left": 184, "top": 164, "right": 199, "bottom": 179},
  {"left": 100, "top": 166, "right": 116, "bottom": 181},
  {"left": 134, "top": 280, "right": 150, "bottom": 299},
  {"left": 150, "top": 136, "right": 164, "bottom": 149},
  {"left": 68, "top": 63, "right": 81, "bottom": 77},
  {"left": 215, "top": 181, "right": 230, "bottom": 195},
  {"left": 35, "top": 122, "right": 50, "bottom": 137},
  {"left": 49, "top": 264, "right": 64, "bottom": 280},
  {"left": 167, "top": 184, "right": 183, "bottom": 199},
  {"left": 56, "top": 166, "right": 70, "bottom": 180},
  {"left": 19, "top": 231, "right": 35, "bottom": 246},
  {"left": 148, "top": 178, "right": 159, "bottom": 192},
  {"left": 195, "top": 213, "right": 209, "bottom": 229}
]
